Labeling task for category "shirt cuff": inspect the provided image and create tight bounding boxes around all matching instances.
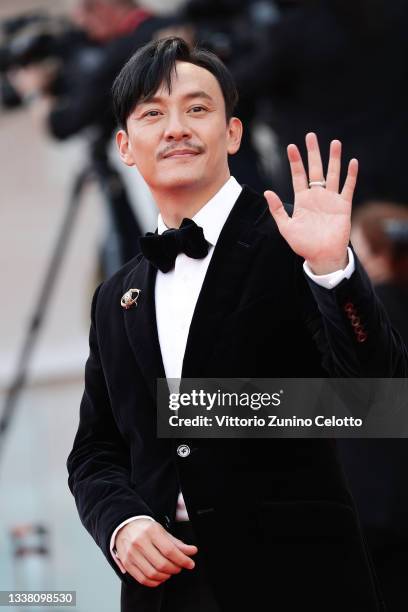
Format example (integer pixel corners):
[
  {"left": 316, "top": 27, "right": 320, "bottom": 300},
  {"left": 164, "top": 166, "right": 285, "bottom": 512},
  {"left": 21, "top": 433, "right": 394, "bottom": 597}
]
[
  {"left": 303, "top": 247, "right": 355, "bottom": 289},
  {"left": 110, "top": 515, "right": 155, "bottom": 574}
]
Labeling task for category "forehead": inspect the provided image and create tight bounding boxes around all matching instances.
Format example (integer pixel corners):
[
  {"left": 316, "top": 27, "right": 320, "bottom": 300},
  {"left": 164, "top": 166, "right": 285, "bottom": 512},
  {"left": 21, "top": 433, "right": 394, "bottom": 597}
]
[{"left": 149, "top": 61, "right": 224, "bottom": 102}]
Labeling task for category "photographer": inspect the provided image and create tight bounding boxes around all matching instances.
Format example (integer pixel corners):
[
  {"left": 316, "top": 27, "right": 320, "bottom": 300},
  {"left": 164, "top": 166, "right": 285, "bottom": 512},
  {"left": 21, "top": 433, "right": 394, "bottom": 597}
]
[
  {"left": 8, "top": 0, "right": 175, "bottom": 140},
  {"left": 7, "top": 0, "right": 176, "bottom": 274}
]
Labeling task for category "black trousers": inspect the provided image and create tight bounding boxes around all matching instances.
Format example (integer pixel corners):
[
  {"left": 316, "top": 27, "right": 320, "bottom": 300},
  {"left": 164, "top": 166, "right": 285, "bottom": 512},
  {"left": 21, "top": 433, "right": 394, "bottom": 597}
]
[{"left": 121, "top": 521, "right": 221, "bottom": 612}]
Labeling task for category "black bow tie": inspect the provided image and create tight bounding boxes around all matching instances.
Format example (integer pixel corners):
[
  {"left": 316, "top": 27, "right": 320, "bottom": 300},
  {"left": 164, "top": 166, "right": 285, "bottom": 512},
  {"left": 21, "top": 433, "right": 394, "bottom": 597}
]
[{"left": 139, "top": 218, "right": 209, "bottom": 273}]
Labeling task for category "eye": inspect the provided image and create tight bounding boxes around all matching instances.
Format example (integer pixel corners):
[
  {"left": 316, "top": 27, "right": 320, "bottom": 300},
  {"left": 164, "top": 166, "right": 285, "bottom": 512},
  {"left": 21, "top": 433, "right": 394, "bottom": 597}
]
[
  {"left": 189, "top": 106, "right": 206, "bottom": 113},
  {"left": 143, "top": 110, "right": 161, "bottom": 117}
]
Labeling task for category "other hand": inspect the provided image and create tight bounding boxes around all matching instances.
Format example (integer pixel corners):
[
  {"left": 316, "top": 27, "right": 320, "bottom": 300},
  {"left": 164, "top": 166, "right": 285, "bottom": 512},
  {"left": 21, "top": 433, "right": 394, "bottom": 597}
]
[{"left": 115, "top": 519, "right": 198, "bottom": 587}]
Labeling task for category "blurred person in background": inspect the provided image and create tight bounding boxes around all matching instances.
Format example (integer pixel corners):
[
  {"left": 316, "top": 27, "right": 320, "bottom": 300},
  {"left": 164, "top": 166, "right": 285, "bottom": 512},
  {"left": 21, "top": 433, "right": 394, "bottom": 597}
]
[
  {"left": 351, "top": 202, "right": 408, "bottom": 341},
  {"left": 7, "top": 0, "right": 174, "bottom": 140},
  {"left": 229, "top": 0, "right": 408, "bottom": 206},
  {"left": 339, "top": 201, "right": 408, "bottom": 612},
  {"left": 6, "top": 0, "right": 176, "bottom": 275}
]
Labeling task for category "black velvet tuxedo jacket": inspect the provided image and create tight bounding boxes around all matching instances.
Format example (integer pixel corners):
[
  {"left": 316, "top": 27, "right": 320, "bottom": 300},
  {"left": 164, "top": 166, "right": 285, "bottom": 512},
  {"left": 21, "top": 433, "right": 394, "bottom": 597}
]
[{"left": 67, "top": 185, "right": 407, "bottom": 612}]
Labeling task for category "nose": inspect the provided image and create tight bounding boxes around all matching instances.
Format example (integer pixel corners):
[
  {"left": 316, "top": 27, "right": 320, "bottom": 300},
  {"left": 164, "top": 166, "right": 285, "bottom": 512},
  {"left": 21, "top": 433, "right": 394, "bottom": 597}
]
[{"left": 163, "top": 112, "right": 192, "bottom": 141}]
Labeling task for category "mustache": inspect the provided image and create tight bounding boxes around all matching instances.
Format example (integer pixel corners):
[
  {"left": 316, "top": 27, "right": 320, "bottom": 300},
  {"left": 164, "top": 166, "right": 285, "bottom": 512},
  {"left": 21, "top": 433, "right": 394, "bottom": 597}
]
[{"left": 159, "top": 143, "right": 205, "bottom": 159}]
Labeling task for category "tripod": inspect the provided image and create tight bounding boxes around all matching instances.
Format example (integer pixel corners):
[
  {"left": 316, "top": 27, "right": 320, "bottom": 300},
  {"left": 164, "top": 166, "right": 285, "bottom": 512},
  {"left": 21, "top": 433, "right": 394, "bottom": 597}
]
[{"left": 0, "top": 136, "right": 143, "bottom": 464}]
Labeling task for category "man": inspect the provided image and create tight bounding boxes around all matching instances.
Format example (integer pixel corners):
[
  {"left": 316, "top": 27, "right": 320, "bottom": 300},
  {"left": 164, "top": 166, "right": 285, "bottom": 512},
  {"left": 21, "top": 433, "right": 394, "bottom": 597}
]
[{"left": 67, "top": 37, "right": 407, "bottom": 611}]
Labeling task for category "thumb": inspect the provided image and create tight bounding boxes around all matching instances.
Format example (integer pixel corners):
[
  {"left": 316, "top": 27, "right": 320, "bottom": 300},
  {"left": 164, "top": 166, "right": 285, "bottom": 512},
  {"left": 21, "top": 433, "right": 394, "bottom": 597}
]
[{"left": 264, "top": 190, "right": 289, "bottom": 233}]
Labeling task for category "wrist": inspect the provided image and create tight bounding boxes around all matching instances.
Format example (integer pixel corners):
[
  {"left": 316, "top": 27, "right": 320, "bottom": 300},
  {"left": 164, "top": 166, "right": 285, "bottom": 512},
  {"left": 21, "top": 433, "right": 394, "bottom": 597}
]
[{"left": 306, "top": 252, "right": 348, "bottom": 275}]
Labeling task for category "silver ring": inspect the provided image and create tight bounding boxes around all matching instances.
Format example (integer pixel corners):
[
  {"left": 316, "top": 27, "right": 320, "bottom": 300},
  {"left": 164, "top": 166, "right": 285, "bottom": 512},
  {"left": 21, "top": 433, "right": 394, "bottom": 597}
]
[{"left": 308, "top": 180, "right": 326, "bottom": 188}]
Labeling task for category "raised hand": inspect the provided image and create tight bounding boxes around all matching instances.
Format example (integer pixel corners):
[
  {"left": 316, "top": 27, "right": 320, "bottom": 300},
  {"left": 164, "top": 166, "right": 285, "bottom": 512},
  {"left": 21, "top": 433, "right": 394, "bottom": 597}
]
[{"left": 264, "top": 132, "right": 358, "bottom": 275}]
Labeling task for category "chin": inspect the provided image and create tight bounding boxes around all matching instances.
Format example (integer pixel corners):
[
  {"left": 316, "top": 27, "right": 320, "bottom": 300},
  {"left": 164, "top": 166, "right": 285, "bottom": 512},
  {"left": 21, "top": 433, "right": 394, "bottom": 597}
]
[{"left": 159, "top": 172, "right": 204, "bottom": 190}]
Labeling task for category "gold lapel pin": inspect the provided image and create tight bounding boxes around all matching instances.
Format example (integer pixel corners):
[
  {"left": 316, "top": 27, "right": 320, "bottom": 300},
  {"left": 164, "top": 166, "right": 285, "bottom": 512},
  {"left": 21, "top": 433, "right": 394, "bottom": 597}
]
[{"left": 121, "top": 288, "right": 141, "bottom": 310}]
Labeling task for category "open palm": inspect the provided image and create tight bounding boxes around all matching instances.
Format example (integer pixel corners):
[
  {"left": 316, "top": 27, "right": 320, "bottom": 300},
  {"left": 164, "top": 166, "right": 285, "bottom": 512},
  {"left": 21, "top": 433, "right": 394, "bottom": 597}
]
[{"left": 264, "top": 133, "right": 358, "bottom": 275}]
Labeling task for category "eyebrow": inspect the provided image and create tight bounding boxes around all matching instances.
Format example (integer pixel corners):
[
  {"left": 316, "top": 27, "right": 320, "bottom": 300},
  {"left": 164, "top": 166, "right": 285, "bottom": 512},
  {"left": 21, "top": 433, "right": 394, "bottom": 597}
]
[{"left": 139, "top": 90, "right": 215, "bottom": 107}]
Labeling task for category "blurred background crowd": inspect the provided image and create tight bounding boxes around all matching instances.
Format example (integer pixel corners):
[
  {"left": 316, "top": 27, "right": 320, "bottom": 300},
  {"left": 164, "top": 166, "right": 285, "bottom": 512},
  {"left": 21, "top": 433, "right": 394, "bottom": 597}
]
[{"left": 1, "top": 0, "right": 408, "bottom": 610}]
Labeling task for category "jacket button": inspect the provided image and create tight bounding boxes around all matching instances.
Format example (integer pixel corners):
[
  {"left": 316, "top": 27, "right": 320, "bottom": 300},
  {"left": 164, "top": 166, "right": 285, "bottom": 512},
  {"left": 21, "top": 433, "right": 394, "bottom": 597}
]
[
  {"left": 344, "top": 302, "right": 354, "bottom": 314},
  {"left": 177, "top": 444, "right": 191, "bottom": 458},
  {"left": 356, "top": 330, "right": 368, "bottom": 343}
]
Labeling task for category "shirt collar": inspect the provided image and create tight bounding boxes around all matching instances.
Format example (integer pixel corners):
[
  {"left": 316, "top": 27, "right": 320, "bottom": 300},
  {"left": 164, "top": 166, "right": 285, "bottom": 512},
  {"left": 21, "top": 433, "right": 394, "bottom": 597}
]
[{"left": 157, "top": 176, "right": 242, "bottom": 246}]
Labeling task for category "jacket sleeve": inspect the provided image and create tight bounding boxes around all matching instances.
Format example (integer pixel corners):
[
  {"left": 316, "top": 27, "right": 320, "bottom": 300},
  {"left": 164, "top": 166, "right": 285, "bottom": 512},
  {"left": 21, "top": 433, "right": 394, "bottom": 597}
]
[
  {"left": 297, "top": 248, "right": 408, "bottom": 378},
  {"left": 66, "top": 284, "right": 154, "bottom": 583}
]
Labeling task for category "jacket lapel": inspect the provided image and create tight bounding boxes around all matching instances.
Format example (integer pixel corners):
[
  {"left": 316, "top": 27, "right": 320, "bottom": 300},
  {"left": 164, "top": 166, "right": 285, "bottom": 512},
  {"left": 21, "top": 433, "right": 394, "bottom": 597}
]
[
  {"left": 122, "top": 254, "right": 166, "bottom": 400},
  {"left": 121, "top": 185, "right": 269, "bottom": 392},
  {"left": 182, "top": 186, "right": 268, "bottom": 377}
]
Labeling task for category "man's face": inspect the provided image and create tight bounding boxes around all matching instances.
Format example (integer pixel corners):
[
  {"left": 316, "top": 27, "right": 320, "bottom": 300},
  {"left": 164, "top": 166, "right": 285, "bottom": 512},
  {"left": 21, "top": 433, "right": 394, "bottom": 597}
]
[{"left": 116, "top": 61, "right": 242, "bottom": 195}]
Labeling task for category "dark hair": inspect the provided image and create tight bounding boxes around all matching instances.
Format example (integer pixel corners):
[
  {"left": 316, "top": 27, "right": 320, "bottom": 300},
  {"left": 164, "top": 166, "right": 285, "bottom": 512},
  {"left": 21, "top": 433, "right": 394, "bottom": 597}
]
[{"left": 112, "top": 36, "right": 239, "bottom": 129}]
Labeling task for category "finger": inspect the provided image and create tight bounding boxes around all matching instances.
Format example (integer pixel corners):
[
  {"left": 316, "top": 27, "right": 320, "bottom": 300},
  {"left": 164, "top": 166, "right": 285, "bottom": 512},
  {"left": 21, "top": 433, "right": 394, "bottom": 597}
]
[
  {"left": 152, "top": 533, "right": 196, "bottom": 570},
  {"left": 287, "top": 144, "right": 308, "bottom": 193},
  {"left": 340, "top": 158, "right": 358, "bottom": 204},
  {"left": 168, "top": 533, "right": 198, "bottom": 554},
  {"left": 264, "top": 190, "right": 290, "bottom": 234},
  {"left": 305, "top": 132, "right": 325, "bottom": 183},
  {"left": 143, "top": 541, "right": 183, "bottom": 575},
  {"left": 325, "top": 139, "right": 341, "bottom": 192},
  {"left": 129, "top": 548, "right": 172, "bottom": 583},
  {"left": 126, "top": 560, "right": 165, "bottom": 588}
]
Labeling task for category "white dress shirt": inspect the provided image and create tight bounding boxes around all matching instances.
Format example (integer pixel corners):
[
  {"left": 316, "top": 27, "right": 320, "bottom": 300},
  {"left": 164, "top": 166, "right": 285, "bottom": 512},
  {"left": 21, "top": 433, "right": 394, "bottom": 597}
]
[{"left": 110, "top": 176, "right": 355, "bottom": 572}]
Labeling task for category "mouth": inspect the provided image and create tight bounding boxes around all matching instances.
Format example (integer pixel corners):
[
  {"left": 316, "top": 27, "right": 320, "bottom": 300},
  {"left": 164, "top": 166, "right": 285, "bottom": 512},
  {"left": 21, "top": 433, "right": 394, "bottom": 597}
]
[{"left": 162, "top": 149, "right": 201, "bottom": 159}]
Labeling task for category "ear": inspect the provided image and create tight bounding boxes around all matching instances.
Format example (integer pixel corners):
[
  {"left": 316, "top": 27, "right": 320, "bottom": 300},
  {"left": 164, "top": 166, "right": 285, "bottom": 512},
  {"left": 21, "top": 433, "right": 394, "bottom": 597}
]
[
  {"left": 116, "top": 129, "right": 135, "bottom": 166},
  {"left": 226, "top": 117, "right": 243, "bottom": 156}
]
